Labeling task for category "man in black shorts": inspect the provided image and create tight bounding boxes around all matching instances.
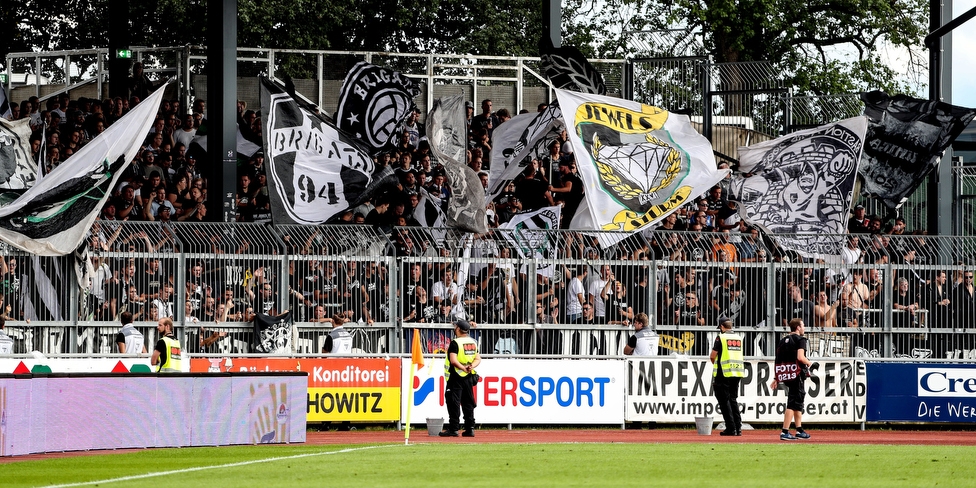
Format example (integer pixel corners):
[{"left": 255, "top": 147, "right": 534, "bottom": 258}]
[{"left": 771, "top": 318, "right": 813, "bottom": 440}]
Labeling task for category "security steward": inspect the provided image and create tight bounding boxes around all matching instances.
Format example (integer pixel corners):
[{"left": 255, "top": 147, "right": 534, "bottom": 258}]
[
  {"left": 710, "top": 317, "right": 744, "bottom": 436},
  {"left": 151, "top": 317, "right": 182, "bottom": 373},
  {"left": 440, "top": 319, "right": 481, "bottom": 438},
  {"left": 322, "top": 314, "right": 353, "bottom": 354},
  {"left": 623, "top": 313, "right": 658, "bottom": 356}
]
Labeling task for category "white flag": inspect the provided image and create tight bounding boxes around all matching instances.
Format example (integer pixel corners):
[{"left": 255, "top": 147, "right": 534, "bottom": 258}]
[
  {"left": 0, "top": 83, "right": 11, "bottom": 119},
  {"left": 487, "top": 107, "right": 564, "bottom": 198},
  {"left": 0, "top": 117, "right": 38, "bottom": 189},
  {"left": 500, "top": 205, "right": 561, "bottom": 277},
  {"left": 427, "top": 94, "right": 488, "bottom": 234},
  {"left": 731, "top": 116, "right": 868, "bottom": 259},
  {"left": 0, "top": 82, "right": 168, "bottom": 255},
  {"left": 555, "top": 89, "right": 727, "bottom": 232}
]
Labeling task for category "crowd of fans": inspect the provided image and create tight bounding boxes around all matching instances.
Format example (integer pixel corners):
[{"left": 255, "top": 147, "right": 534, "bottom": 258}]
[{"left": 4, "top": 81, "right": 974, "bottom": 357}]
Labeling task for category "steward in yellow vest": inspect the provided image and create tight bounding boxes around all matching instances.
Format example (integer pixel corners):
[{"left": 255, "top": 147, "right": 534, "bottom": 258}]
[
  {"left": 439, "top": 319, "right": 481, "bottom": 438},
  {"left": 710, "top": 317, "right": 743, "bottom": 436},
  {"left": 152, "top": 317, "right": 182, "bottom": 373}
]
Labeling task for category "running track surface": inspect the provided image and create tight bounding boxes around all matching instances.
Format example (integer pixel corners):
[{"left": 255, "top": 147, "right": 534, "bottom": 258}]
[
  {"left": 4, "top": 428, "right": 974, "bottom": 463},
  {"left": 307, "top": 428, "right": 976, "bottom": 446}
]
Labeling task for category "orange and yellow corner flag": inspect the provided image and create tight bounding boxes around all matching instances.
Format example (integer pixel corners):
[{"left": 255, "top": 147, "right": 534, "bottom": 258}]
[{"left": 411, "top": 328, "right": 424, "bottom": 369}]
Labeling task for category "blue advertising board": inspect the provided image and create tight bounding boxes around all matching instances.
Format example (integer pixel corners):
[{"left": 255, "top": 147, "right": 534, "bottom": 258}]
[{"left": 866, "top": 362, "right": 976, "bottom": 422}]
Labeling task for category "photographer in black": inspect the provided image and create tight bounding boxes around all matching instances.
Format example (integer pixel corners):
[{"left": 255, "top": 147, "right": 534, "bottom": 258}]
[{"left": 771, "top": 318, "right": 813, "bottom": 440}]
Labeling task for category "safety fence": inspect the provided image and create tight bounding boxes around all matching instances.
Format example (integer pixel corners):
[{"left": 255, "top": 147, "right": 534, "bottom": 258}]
[{"left": 3, "top": 222, "right": 976, "bottom": 360}]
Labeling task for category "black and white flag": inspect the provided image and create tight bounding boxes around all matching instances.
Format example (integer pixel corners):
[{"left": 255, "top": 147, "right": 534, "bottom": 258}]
[
  {"left": 253, "top": 311, "right": 293, "bottom": 354},
  {"left": 500, "top": 205, "right": 560, "bottom": 277},
  {"left": 731, "top": 116, "right": 868, "bottom": 259},
  {"left": 539, "top": 39, "right": 607, "bottom": 95},
  {"left": 334, "top": 61, "right": 421, "bottom": 152},
  {"left": 427, "top": 94, "right": 488, "bottom": 234},
  {"left": 0, "top": 117, "right": 38, "bottom": 190},
  {"left": 0, "top": 82, "right": 167, "bottom": 255},
  {"left": 859, "top": 91, "right": 976, "bottom": 209},
  {"left": 0, "top": 83, "right": 11, "bottom": 119},
  {"left": 487, "top": 105, "right": 564, "bottom": 198},
  {"left": 261, "top": 77, "right": 378, "bottom": 225}
]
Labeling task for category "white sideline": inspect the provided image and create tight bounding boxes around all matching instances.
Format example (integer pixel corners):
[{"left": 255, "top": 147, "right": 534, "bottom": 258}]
[{"left": 38, "top": 444, "right": 399, "bottom": 488}]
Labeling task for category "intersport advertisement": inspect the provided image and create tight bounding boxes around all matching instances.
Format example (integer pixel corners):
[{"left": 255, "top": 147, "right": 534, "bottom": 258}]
[{"left": 401, "top": 358, "right": 627, "bottom": 425}]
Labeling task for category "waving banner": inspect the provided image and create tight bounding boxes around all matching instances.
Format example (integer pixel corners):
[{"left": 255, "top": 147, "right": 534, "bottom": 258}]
[
  {"left": 261, "top": 77, "right": 377, "bottom": 225},
  {"left": 426, "top": 94, "right": 488, "bottom": 234},
  {"left": 540, "top": 39, "right": 607, "bottom": 95},
  {"left": 554, "top": 89, "right": 727, "bottom": 232},
  {"left": 859, "top": 91, "right": 976, "bottom": 210},
  {"left": 731, "top": 117, "right": 868, "bottom": 259},
  {"left": 334, "top": 62, "right": 421, "bottom": 152},
  {"left": 0, "top": 117, "right": 38, "bottom": 190},
  {"left": 487, "top": 106, "right": 564, "bottom": 198},
  {"left": 0, "top": 82, "right": 167, "bottom": 255},
  {"left": 500, "top": 205, "right": 560, "bottom": 277},
  {"left": 0, "top": 83, "right": 11, "bottom": 119}
]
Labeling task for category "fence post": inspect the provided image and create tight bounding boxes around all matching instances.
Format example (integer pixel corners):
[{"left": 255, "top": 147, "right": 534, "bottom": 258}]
[{"left": 882, "top": 262, "right": 894, "bottom": 358}]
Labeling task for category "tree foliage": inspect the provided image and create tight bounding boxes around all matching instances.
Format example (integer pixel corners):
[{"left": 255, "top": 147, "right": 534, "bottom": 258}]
[
  {"left": 561, "top": 0, "right": 929, "bottom": 96},
  {"left": 2, "top": 0, "right": 929, "bottom": 96}
]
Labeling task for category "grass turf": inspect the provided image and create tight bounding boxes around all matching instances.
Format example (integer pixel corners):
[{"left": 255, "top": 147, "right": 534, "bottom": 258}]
[{"left": 4, "top": 443, "right": 975, "bottom": 488}]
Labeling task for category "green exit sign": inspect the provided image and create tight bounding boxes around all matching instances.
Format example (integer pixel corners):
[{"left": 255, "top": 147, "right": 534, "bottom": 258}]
[
  {"left": 116, "top": 49, "right": 132, "bottom": 59},
  {"left": 0, "top": 74, "right": 7, "bottom": 84}
]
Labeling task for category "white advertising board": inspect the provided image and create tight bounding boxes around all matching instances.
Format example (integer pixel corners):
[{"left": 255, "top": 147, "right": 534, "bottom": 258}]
[
  {"left": 625, "top": 358, "right": 866, "bottom": 423},
  {"left": 401, "top": 358, "right": 626, "bottom": 425}
]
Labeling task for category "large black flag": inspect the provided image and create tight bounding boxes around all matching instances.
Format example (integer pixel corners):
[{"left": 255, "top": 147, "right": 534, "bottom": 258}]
[
  {"left": 261, "top": 77, "right": 378, "bottom": 225},
  {"left": 859, "top": 91, "right": 976, "bottom": 209},
  {"left": 539, "top": 38, "right": 607, "bottom": 95},
  {"left": 334, "top": 62, "right": 422, "bottom": 153}
]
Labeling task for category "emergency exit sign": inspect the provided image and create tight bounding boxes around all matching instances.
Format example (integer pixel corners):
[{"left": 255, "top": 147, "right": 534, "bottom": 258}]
[{"left": 116, "top": 49, "right": 132, "bottom": 59}]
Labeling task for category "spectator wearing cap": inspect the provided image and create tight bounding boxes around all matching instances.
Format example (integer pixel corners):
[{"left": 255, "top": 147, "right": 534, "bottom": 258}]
[
  {"left": 492, "top": 182, "right": 522, "bottom": 224},
  {"left": 848, "top": 204, "right": 870, "bottom": 233},
  {"left": 439, "top": 318, "right": 481, "bottom": 437},
  {"left": 145, "top": 185, "right": 176, "bottom": 222}
]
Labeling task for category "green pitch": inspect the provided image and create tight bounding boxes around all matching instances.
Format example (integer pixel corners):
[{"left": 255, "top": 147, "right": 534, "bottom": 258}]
[{"left": 4, "top": 442, "right": 974, "bottom": 488}]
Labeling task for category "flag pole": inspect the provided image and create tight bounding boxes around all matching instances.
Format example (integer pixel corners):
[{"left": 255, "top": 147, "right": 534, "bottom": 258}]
[
  {"left": 405, "top": 328, "right": 425, "bottom": 445},
  {"left": 405, "top": 362, "right": 416, "bottom": 445}
]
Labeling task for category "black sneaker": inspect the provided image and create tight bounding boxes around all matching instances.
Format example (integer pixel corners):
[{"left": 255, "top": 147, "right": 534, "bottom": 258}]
[
  {"left": 462, "top": 430, "right": 475, "bottom": 437},
  {"left": 438, "top": 430, "right": 459, "bottom": 437},
  {"left": 719, "top": 430, "right": 737, "bottom": 436}
]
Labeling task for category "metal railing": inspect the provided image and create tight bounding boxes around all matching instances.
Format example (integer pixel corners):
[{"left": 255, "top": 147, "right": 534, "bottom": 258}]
[
  {"left": 5, "top": 46, "right": 627, "bottom": 121},
  {"left": 3, "top": 222, "right": 976, "bottom": 360}
]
